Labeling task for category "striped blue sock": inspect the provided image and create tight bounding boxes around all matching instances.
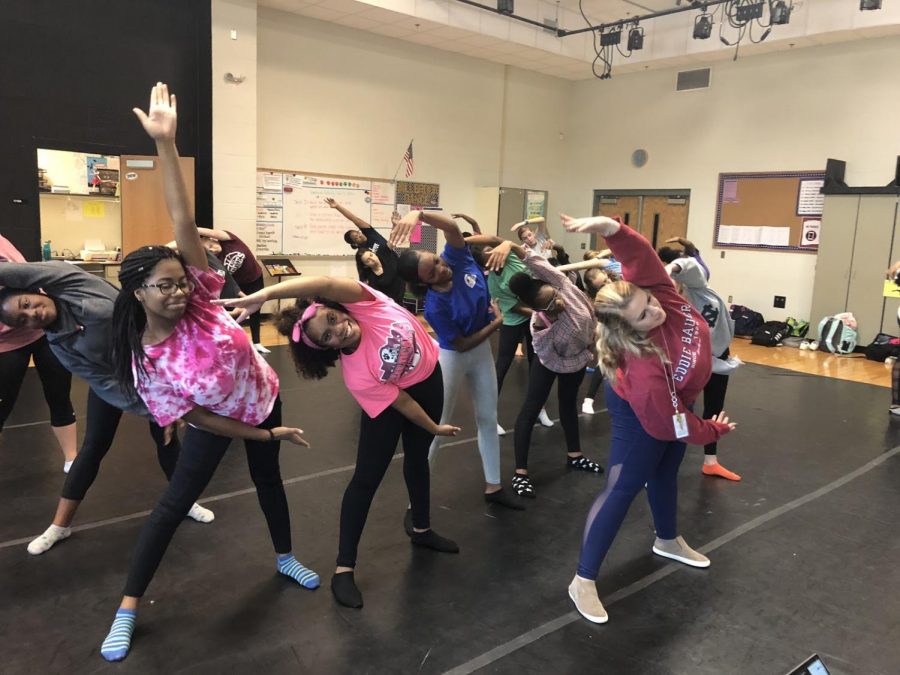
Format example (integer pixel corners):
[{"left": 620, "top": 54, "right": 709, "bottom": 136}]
[
  {"left": 276, "top": 553, "right": 320, "bottom": 589},
  {"left": 100, "top": 608, "right": 137, "bottom": 662}
]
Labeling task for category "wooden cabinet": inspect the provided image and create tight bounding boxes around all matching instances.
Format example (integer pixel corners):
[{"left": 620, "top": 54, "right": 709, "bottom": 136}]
[{"left": 810, "top": 194, "right": 900, "bottom": 344}]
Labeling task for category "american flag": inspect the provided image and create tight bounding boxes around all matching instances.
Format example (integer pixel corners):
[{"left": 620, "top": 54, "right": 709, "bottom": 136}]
[{"left": 402, "top": 142, "right": 414, "bottom": 177}]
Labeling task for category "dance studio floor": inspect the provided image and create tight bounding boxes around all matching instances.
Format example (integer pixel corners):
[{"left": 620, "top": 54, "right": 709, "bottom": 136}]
[{"left": 1, "top": 342, "right": 898, "bottom": 675}]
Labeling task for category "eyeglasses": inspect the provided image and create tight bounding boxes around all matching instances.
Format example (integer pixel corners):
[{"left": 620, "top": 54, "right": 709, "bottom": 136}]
[
  {"left": 538, "top": 288, "right": 559, "bottom": 313},
  {"left": 141, "top": 280, "right": 195, "bottom": 296}
]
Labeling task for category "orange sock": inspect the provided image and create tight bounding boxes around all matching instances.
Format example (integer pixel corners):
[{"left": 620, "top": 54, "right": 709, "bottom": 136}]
[{"left": 702, "top": 463, "right": 741, "bottom": 481}]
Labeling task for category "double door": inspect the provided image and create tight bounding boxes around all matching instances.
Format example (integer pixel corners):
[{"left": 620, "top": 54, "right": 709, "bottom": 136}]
[{"left": 591, "top": 191, "right": 690, "bottom": 251}]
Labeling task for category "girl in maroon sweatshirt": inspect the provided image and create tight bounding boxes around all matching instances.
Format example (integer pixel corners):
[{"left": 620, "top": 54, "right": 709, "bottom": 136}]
[{"left": 560, "top": 214, "right": 737, "bottom": 624}]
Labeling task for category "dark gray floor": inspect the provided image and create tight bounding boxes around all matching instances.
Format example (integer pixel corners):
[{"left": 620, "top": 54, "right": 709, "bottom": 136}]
[{"left": 1, "top": 344, "right": 898, "bottom": 675}]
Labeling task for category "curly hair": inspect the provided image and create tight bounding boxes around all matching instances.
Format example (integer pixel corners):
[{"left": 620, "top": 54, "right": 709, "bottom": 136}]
[
  {"left": 593, "top": 280, "right": 667, "bottom": 383},
  {"left": 111, "top": 246, "right": 186, "bottom": 403},
  {"left": 273, "top": 299, "right": 345, "bottom": 379},
  {"left": 657, "top": 246, "right": 683, "bottom": 264}
]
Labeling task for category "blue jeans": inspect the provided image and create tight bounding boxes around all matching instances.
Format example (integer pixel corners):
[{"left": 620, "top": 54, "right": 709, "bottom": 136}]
[
  {"left": 576, "top": 382, "right": 686, "bottom": 580},
  {"left": 429, "top": 341, "right": 501, "bottom": 485}
]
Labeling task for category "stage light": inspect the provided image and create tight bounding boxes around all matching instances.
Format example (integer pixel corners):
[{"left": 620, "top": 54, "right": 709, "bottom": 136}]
[
  {"left": 693, "top": 13, "right": 713, "bottom": 39},
  {"left": 627, "top": 25, "right": 644, "bottom": 51},
  {"left": 771, "top": 0, "right": 791, "bottom": 24},
  {"left": 497, "top": 0, "right": 514, "bottom": 15},
  {"left": 859, "top": 0, "right": 881, "bottom": 9}
]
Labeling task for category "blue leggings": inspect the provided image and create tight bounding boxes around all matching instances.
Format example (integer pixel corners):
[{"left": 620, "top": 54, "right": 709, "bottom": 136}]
[{"left": 576, "top": 382, "right": 686, "bottom": 580}]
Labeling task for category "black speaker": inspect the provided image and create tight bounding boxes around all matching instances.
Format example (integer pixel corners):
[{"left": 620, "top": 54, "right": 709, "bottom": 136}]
[{"left": 825, "top": 158, "right": 846, "bottom": 186}]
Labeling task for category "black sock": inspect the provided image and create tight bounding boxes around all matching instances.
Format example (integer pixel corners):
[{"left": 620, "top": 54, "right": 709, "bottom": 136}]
[
  {"left": 331, "top": 571, "right": 363, "bottom": 608},
  {"left": 485, "top": 488, "right": 525, "bottom": 510},
  {"left": 410, "top": 529, "right": 459, "bottom": 554}
]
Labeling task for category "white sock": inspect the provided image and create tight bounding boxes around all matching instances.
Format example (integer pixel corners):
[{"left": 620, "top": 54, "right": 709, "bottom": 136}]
[
  {"left": 63, "top": 460, "right": 74, "bottom": 473},
  {"left": 187, "top": 502, "right": 215, "bottom": 523},
  {"left": 254, "top": 343, "right": 271, "bottom": 354},
  {"left": 497, "top": 423, "right": 506, "bottom": 436},
  {"left": 27, "top": 524, "right": 72, "bottom": 555}
]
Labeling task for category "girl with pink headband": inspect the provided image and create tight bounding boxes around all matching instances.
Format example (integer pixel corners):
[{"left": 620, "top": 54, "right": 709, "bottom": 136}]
[{"left": 223, "top": 275, "right": 462, "bottom": 610}]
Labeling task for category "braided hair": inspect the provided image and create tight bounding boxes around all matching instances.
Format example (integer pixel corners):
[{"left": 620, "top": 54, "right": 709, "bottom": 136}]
[{"left": 111, "top": 246, "right": 186, "bottom": 403}]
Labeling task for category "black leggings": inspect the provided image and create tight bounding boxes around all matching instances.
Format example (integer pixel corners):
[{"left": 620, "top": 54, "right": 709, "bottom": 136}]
[
  {"left": 495, "top": 322, "right": 535, "bottom": 395},
  {"left": 337, "top": 364, "right": 442, "bottom": 569},
  {"left": 585, "top": 367, "right": 604, "bottom": 400},
  {"left": 513, "top": 360, "right": 586, "bottom": 471},
  {"left": 124, "top": 397, "right": 289, "bottom": 598},
  {"left": 701, "top": 348, "right": 730, "bottom": 456},
  {"left": 0, "top": 336, "right": 75, "bottom": 431},
  {"left": 893, "top": 359, "right": 900, "bottom": 406},
  {"left": 61, "top": 389, "right": 178, "bottom": 500},
  {"left": 240, "top": 276, "right": 265, "bottom": 344}
]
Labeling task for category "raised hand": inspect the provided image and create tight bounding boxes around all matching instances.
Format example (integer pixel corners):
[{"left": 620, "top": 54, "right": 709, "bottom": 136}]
[
  {"left": 133, "top": 82, "right": 177, "bottom": 141},
  {"left": 561, "top": 214, "right": 620, "bottom": 237},
  {"left": 212, "top": 293, "right": 266, "bottom": 323},
  {"left": 324, "top": 198, "right": 338, "bottom": 208},
  {"left": 711, "top": 411, "right": 737, "bottom": 433},
  {"left": 887, "top": 260, "right": 900, "bottom": 280},
  {"left": 389, "top": 210, "right": 420, "bottom": 248},
  {"left": 435, "top": 424, "right": 461, "bottom": 437},
  {"left": 270, "top": 426, "right": 311, "bottom": 447},
  {"left": 485, "top": 240, "right": 512, "bottom": 272}
]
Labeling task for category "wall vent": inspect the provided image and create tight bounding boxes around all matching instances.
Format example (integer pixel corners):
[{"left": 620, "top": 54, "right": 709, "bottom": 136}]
[{"left": 676, "top": 68, "right": 711, "bottom": 91}]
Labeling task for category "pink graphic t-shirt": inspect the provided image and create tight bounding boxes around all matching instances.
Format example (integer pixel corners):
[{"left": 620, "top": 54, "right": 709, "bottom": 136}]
[
  {"left": 134, "top": 266, "right": 279, "bottom": 427},
  {"left": 340, "top": 283, "right": 439, "bottom": 418}
]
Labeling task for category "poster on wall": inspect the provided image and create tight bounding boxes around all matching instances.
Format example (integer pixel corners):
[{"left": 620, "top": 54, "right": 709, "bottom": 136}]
[
  {"left": 526, "top": 191, "right": 547, "bottom": 219},
  {"left": 256, "top": 171, "right": 284, "bottom": 254},
  {"left": 797, "top": 179, "right": 825, "bottom": 216},
  {"left": 800, "top": 218, "right": 820, "bottom": 247}
]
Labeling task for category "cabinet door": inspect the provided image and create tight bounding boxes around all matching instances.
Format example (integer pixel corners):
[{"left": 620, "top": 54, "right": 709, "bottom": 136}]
[
  {"left": 810, "top": 195, "right": 858, "bottom": 327},
  {"left": 120, "top": 155, "right": 195, "bottom": 253},
  {"left": 847, "top": 195, "right": 898, "bottom": 344},
  {"left": 882, "top": 200, "right": 900, "bottom": 336}
]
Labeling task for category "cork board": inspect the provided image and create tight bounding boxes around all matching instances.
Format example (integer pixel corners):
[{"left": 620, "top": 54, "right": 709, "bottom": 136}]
[{"left": 713, "top": 171, "right": 826, "bottom": 252}]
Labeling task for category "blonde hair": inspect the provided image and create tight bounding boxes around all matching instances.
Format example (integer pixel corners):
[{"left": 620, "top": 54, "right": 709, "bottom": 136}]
[{"left": 593, "top": 280, "right": 667, "bottom": 383}]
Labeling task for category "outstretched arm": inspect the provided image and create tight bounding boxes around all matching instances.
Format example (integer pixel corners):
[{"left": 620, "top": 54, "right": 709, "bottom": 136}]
[
  {"left": 390, "top": 210, "right": 465, "bottom": 249},
  {"left": 452, "top": 213, "right": 481, "bottom": 235},
  {"left": 133, "top": 82, "right": 207, "bottom": 271},
  {"left": 213, "top": 275, "right": 369, "bottom": 322},
  {"left": 183, "top": 406, "right": 309, "bottom": 446},
  {"left": 391, "top": 390, "right": 460, "bottom": 437},
  {"left": 326, "top": 198, "right": 372, "bottom": 230}
]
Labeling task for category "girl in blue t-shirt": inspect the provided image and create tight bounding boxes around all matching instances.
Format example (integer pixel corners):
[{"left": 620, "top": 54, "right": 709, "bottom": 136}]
[{"left": 396, "top": 210, "right": 523, "bottom": 512}]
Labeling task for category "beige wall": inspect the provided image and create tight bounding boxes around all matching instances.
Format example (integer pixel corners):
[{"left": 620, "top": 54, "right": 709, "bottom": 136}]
[
  {"left": 211, "top": 5, "right": 900, "bottom": 322},
  {"left": 561, "top": 35, "right": 900, "bottom": 322},
  {"left": 255, "top": 7, "right": 570, "bottom": 279}
]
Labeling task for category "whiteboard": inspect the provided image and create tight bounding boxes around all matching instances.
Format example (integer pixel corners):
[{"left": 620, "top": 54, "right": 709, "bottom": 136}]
[{"left": 256, "top": 169, "right": 438, "bottom": 256}]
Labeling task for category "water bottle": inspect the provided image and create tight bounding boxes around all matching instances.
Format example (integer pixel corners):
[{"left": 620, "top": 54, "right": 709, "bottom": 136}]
[{"left": 42, "top": 240, "right": 52, "bottom": 262}]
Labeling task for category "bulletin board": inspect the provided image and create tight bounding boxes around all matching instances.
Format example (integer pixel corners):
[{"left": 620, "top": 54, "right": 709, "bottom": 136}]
[
  {"left": 713, "top": 171, "right": 826, "bottom": 253},
  {"left": 255, "top": 170, "right": 440, "bottom": 256}
]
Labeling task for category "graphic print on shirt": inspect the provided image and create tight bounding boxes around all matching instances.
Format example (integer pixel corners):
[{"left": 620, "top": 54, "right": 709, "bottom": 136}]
[
  {"left": 700, "top": 303, "right": 719, "bottom": 328},
  {"left": 378, "top": 320, "right": 422, "bottom": 383},
  {"left": 674, "top": 304, "right": 700, "bottom": 383},
  {"left": 222, "top": 251, "right": 246, "bottom": 274},
  {"left": 371, "top": 242, "right": 381, "bottom": 254},
  {"left": 464, "top": 273, "right": 477, "bottom": 288}
]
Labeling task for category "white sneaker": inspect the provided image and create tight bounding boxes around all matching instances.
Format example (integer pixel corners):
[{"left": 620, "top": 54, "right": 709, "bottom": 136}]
[
  {"left": 254, "top": 343, "right": 271, "bottom": 354},
  {"left": 187, "top": 503, "right": 215, "bottom": 523},
  {"left": 497, "top": 423, "right": 506, "bottom": 436},
  {"left": 581, "top": 398, "right": 595, "bottom": 415},
  {"left": 537, "top": 409, "right": 554, "bottom": 427},
  {"left": 27, "top": 524, "right": 72, "bottom": 555},
  {"left": 63, "top": 460, "right": 74, "bottom": 474}
]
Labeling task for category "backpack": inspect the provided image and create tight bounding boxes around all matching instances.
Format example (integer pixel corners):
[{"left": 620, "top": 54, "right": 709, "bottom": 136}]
[
  {"left": 817, "top": 316, "right": 858, "bottom": 354},
  {"left": 731, "top": 304, "right": 764, "bottom": 337},
  {"left": 864, "top": 333, "right": 900, "bottom": 361},
  {"left": 751, "top": 320, "right": 791, "bottom": 347},
  {"left": 786, "top": 317, "right": 810, "bottom": 338}
]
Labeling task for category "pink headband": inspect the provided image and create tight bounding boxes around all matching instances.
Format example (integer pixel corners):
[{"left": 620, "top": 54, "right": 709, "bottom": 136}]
[{"left": 291, "top": 302, "right": 325, "bottom": 350}]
